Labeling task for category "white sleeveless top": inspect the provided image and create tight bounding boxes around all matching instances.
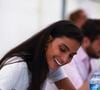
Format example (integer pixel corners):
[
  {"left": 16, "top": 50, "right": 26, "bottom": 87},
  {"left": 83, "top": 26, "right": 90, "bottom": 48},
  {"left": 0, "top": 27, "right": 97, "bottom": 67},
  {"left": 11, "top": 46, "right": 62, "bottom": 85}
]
[
  {"left": 0, "top": 56, "right": 29, "bottom": 90},
  {"left": 0, "top": 56, "right": 66, "bottom": 90},
  {"left": 42, "top": 67, "right": 67, "bottom": 90}
]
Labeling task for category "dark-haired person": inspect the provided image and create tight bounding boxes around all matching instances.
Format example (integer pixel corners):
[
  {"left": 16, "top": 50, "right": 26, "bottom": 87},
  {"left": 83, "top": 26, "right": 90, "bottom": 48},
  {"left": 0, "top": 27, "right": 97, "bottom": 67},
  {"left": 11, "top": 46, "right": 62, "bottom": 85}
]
[
  {"left": 0, "top": 20, "right": 83, "bottom": 90},
  {"left": 69, "top": 9, "right": 87, "bottom": 29},
  {"left": 59, "top": 19, "right": 100, "bottom": 90}
]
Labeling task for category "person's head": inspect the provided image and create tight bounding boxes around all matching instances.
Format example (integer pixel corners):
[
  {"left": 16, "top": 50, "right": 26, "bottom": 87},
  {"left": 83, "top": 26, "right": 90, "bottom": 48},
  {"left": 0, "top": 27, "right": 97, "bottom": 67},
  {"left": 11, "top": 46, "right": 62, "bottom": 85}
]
[
  {"left": 0, "top": 20, "right": 83, "bottom": 90},
  {"left": 82, "top": 19, "right": 100, "bottom": 58},
  {"left": 44, "top": 21, "right": 83, "bottom": 70},
  {"left": 69, "top": 9, "right": 87, "bottom": 29}
]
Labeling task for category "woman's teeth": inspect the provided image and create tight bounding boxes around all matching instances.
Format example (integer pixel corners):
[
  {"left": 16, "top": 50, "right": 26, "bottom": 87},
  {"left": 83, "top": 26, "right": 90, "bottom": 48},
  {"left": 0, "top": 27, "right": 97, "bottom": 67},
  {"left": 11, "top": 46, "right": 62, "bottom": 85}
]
[{"left": 54, "top": 58, "right": 62, "bottom": 66}]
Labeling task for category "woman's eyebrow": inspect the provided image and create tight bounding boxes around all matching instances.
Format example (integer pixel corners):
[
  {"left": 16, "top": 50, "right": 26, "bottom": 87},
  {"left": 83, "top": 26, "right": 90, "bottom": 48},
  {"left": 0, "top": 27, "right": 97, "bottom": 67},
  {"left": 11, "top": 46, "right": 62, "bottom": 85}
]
[{"left": 62, "top": 44, "right": 77, "bottom": 55}]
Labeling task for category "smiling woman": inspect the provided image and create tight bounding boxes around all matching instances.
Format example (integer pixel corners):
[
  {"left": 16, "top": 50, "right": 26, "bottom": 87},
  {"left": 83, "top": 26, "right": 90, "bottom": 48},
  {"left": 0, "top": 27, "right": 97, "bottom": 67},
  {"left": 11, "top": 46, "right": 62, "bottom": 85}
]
[
  {"left": 45, "top": 36, "right": 80, "bottom": 70},
  {"left": 0, "top": 20, "right": 83, "bottom": 90}
]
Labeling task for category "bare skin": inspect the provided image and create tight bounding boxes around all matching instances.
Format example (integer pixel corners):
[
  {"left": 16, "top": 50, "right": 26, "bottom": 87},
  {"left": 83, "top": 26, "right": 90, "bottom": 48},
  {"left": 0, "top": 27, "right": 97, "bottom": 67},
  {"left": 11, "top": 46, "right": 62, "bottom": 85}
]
[
  {"left": 55, "top": 78, "right": 76, "bottom": 90},
  {"left": 55, "top": 78, "right": 89, "bottom": 90}
]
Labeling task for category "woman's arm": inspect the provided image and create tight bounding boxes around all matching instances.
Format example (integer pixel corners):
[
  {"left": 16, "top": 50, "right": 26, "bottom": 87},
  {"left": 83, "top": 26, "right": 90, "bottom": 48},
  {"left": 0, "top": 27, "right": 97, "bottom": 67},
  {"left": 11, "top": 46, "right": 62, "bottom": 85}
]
[
  {"left": 55, "top": 78, "right": 89, "bottom": 90},
  {"left": 55, "top": 78, "right": 76, "bottom": 90}
]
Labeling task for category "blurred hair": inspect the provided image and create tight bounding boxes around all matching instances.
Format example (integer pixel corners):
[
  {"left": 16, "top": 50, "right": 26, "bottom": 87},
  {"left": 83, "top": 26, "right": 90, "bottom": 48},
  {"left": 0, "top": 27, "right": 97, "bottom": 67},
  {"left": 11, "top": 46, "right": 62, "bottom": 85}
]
[
  {"left": 82, "top": 19, "right": 100, "bottom": 42},
  {"left": 69, "top": 9, "right": 85, "bottom": 22}
]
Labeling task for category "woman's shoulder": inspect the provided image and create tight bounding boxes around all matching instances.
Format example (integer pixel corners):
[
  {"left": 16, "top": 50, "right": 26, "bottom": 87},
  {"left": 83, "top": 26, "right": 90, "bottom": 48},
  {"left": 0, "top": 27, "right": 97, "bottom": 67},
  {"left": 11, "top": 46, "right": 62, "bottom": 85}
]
[
  {"left": 6, "top": 56, "right": 23, "bottom": 62},
  {"left": 3, "top": 56, "right": 27, "bottom": 69},
  {"left": 0, "top": 56, "right": 29, "bottom": 90}
]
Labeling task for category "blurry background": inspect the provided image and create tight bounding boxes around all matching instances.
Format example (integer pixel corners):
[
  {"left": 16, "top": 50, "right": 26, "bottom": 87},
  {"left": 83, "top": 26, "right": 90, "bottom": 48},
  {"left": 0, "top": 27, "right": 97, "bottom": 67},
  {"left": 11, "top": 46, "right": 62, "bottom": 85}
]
[{"left": 0, "top": 0, "right": 100, "bottom": 58}]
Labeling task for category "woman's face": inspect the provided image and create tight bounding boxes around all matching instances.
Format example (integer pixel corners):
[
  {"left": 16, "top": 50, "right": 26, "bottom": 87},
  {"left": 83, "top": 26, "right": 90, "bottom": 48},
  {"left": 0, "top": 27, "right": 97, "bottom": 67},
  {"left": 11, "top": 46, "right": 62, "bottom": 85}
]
[{"left": 45, "top": 36, "right": 80, "bottom": 70}]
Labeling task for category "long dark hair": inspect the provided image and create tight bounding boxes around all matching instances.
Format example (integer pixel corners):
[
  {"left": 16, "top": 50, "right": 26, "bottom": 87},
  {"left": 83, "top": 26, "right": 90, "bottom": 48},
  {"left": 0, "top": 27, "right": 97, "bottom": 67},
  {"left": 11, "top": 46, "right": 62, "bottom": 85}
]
[{"left": 0, "top": 20, "right": 83, "bottom": 90}]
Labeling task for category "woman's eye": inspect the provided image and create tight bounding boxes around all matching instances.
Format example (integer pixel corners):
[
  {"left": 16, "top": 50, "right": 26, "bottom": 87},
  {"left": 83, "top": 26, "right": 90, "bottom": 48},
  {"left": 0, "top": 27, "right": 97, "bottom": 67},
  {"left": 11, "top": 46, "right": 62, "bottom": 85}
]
[{"left": 59, "top": 46, "right": 66, "bottom": 52}]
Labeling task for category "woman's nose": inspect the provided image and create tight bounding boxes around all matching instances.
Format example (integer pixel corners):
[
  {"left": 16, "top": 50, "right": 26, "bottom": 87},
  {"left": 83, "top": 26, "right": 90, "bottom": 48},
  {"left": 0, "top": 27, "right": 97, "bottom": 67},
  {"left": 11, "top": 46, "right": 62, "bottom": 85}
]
[{"left": 60, "top": 54, "right": 69, "bottom": 65}]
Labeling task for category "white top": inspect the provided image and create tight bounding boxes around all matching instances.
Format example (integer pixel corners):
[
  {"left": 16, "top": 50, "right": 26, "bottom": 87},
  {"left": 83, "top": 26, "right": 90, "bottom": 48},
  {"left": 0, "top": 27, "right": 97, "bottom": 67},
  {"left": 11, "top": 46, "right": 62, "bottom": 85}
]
[
  {"left": 0, "top": 56, "right": 67, "bottom": 90},
  {"left": 42, "top": 67, "right": 67, "bottom": 90},
  {"left": 0, "top": 56, "right": 29, "bottom": 90},
  {"left": 42, "top": 79, "right": 58, "bottom": 90}
]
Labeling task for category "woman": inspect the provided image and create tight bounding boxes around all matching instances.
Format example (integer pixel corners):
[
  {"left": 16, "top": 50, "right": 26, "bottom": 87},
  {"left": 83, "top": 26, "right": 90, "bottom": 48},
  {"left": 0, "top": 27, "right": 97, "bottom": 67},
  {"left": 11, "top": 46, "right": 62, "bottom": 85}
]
[{"left": 0, "top": 20, "right": 83, "bottom": 90}]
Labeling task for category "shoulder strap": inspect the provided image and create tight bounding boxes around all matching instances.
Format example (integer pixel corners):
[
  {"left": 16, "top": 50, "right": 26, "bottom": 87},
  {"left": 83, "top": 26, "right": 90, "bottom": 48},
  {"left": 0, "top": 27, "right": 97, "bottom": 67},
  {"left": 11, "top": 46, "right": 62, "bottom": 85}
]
[{"left": 0, "top": 56, "right": 24, "bottom": 69}]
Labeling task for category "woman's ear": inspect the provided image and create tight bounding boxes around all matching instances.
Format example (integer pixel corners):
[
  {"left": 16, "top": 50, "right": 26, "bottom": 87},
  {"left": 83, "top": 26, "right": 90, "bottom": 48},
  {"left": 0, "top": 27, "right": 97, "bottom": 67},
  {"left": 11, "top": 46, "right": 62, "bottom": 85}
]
[{"left": 82, "top": 37, "right": 91, "bottom": 48}]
